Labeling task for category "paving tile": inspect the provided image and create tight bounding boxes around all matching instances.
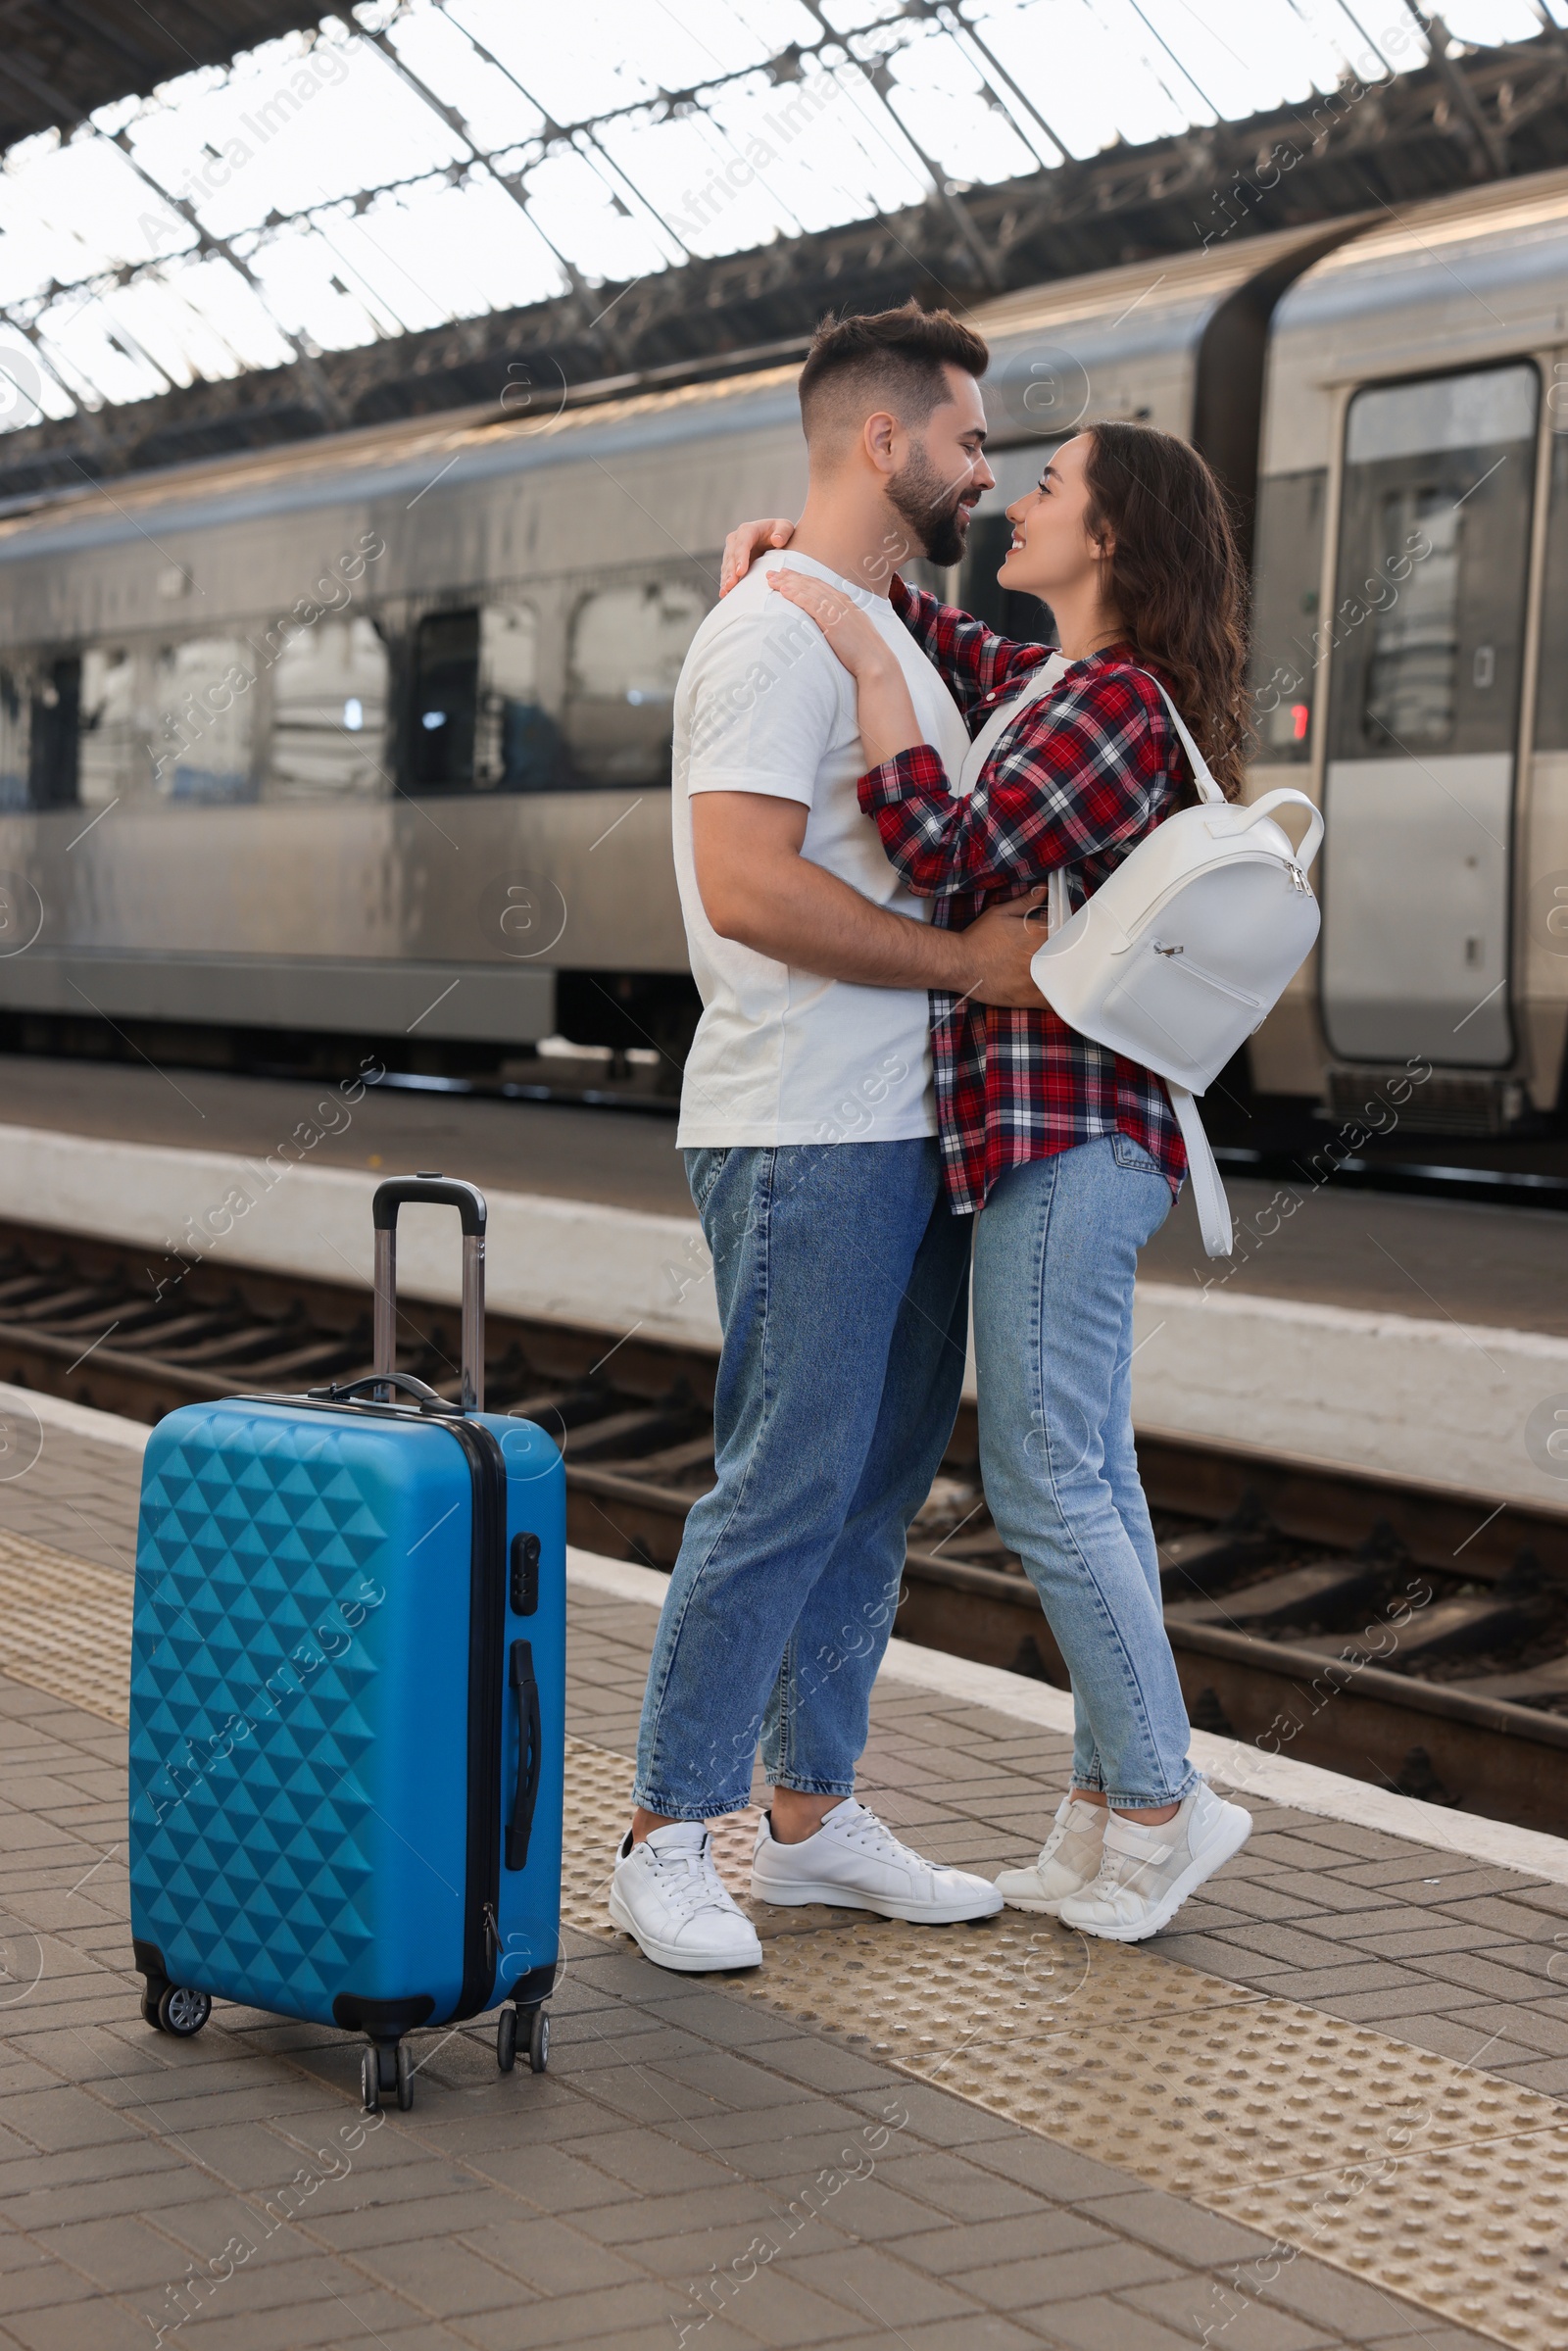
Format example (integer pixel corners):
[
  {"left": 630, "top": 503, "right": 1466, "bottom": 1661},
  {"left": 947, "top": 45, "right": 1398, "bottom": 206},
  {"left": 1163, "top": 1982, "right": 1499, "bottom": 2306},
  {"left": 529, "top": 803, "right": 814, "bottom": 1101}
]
[
  {"left": 844, "top": 2083, "right": 1017, "bottom": 2150},
  {"left": 1250, "top": 1963, "right": 1428, "bottom": 2002},
  {"left": 364, "top": 2229, "right": 543, "bottom": 2323},
  {"left": 1491, "top": 2054, "right": 1568, "bottom": 2094},
  {"left": 962, "top": 2136, "right": 1148, "bottom": 2205},
  {"left": 1467, "top": 2000, "right": 1568, "bottom": 2054},
  {"left": 1350, "top": 1922, "right": 1518, "bottom": 1961},
  {"left": 1074, "top": 2187, "right": 1273, "bottom": 2265},
  {"left": 0, "top": 2259, "right": 97, "bottom": 2317},
  {"left": 1143, "top": 1934, "right": 1291, "bottom": 1978},
  {"left": 1404, "top": 1950, "right": 1558, "bottom": 2002},
  {"left": 532, "top": 2126, "right": 733, "bottom": 2196},
  {"left": 975, "top": 2264, "right": 1185, "bottom": 2331},
  {"left": 4, "top": 2300, "right": 160, "bottom": 2351},
  {"left": 834, "top": 2320, "right": 1040, "bottom": 2350},
  {"left": 773, "top": 2243, "right": 978, "bottom": 2325},
  {"left": 1209, "top": 1923, "right": 1381, "bottom": 1971},
  {"left": 1357, "top": 2013, "right": 1540, "bottom": 2068},
  {"left": 898, "top": 2210, "right": 1112, "bottom": 2277},
  {"left": 874, "top": 2149, "right": 1046, "bottom": 2223},
  {"left": 1124, "top": 2274, "right": 1338, "bottom": 2348},
  {"left": 1305, "top": 1982, "right": 1483, "bottom": 2027}
]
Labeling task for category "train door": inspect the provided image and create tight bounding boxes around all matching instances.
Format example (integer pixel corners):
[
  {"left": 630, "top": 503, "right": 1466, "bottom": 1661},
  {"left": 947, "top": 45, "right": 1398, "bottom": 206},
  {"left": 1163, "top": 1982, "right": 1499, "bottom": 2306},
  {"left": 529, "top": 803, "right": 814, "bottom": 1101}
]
[{"left": 1319, "top": 364, "right": 1538, "bottom": 1066}]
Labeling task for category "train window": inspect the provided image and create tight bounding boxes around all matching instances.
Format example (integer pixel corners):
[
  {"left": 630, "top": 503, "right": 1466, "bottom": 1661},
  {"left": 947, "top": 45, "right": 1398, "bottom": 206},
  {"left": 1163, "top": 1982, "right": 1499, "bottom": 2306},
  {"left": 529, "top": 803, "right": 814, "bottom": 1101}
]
[
  {"left": 564, "top": 578, "right": 706, "bottom": 785},
  {"left": 80, "top": 646, "right": 145, "bottom": 803},
  {"left": 1534, "top": 420, "right": 1568, "bottom": 749},
  {"left": 0, "top": 656, "right": 83, "bottom": 808},
  {"left": 411, "top": 610, "right": 478, "bottom": 791},
  {"left": 0, "top": 667, "right": 26, "bottom": 809},
  {"left": 152, "top": 637, "right": 258, "bottom": 802},
  {"left": 474, "top": 605, "right": 568, "bottom": 791},
  {"left": 409, "top": 604, "right": 565, "bottom": 792},
  {"left": 27, "top": 657, "right": 80, "bottom": 808},
  {"left": 1248, "top": 470, "right": 1325, "bottom": 762},
  {"left": 269, "top": 615, "right": 389, "bottom": 799},
  {"left": 1329, "top": 366, "right": 1538, "bottom": 762}
]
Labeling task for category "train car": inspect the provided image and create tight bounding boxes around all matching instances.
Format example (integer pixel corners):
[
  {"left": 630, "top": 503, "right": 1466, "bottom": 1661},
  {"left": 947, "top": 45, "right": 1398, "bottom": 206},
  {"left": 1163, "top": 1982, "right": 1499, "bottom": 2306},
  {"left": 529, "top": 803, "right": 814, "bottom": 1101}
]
[
  {"left": 0, "top": 172, "right": 1562, "bottom": 1136},
  {"left": 0, "top": 217, "right": 1348, "bottom": 1093},
  {"left": 1249, "top": 166, "right": 1568, "bottom": 1133}
]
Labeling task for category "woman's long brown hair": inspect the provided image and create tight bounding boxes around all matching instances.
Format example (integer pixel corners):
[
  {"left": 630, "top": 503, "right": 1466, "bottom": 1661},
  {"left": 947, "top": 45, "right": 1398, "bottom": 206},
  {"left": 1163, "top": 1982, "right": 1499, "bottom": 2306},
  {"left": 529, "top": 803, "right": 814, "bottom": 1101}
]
[{"left": 1081, "top": 420, "right": 1251, "bottom": 802}]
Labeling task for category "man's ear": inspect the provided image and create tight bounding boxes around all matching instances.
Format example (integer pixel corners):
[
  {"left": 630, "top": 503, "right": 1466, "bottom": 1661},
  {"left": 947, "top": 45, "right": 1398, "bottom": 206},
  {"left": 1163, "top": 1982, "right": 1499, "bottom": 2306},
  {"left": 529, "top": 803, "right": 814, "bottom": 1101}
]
[{"left": 863, "top": 410, "right": 900, "bottom": 474}]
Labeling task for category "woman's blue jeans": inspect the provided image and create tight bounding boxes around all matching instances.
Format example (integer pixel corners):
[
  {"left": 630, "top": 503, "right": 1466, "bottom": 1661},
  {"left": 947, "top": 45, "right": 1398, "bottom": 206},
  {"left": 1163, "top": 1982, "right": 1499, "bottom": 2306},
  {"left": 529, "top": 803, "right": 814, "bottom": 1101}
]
[
  {"left": 972, "top": 1135, "right": 1197, "bottom": 1811},
  {"left": 633, "top": 1139, "right": 971, "bottom": 1820}
]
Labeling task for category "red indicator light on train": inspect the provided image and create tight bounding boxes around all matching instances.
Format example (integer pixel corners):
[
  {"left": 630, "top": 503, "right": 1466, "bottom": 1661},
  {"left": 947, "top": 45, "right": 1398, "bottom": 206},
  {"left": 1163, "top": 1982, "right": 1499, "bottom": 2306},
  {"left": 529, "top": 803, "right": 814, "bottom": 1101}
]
[{"left": 1291, "top": 704, "right": 1309, "bottom": 741}]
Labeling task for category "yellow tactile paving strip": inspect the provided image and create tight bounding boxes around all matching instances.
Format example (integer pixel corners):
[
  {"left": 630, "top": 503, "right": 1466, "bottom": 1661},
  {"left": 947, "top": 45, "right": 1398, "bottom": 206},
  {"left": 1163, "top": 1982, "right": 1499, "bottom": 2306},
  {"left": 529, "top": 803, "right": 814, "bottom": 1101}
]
[
  {"left": 561, "top": 1738, "right": 1568, "bottom": 2351},
  {"left": 0, "top": 1528, "right": 133, "bottom": 1723},
  {"left": 3, "top": 1536, "right": 1565, "bottom": 2347}
]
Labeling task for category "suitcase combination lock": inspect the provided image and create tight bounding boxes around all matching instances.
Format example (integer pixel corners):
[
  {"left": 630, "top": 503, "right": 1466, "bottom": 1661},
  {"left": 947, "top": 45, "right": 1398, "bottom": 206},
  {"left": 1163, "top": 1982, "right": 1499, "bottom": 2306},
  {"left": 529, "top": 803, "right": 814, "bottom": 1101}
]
[{"left": 510, "top": 1532, "right": 541, "bottom": 1616}]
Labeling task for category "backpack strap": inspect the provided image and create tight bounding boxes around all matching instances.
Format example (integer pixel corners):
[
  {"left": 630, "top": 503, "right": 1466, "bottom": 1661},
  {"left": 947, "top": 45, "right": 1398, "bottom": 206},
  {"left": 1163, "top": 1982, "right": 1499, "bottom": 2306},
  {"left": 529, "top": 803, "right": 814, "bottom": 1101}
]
[
  {"left": 1166, "top": 1083, "right": 1234, "bottom": 1257},
  {"left": 1128, "top": 667, "right": 1225, "bottom": 807},
  {"left": 1043, "top": 663, "right": 1222, "bottom": 937}
]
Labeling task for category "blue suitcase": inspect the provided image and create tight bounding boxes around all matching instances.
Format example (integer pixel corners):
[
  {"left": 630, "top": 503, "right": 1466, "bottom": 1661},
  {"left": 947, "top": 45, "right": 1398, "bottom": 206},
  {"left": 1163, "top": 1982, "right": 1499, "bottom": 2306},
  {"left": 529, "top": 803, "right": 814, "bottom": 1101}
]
[{"left": 127, "top": 1174, "right": 565, "bottom": 2111}]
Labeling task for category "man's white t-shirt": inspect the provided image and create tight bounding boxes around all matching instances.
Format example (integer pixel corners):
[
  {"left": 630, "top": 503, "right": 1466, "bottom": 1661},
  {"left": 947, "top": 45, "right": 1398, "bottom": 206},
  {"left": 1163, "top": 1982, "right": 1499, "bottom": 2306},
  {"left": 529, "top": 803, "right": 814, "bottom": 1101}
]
[{"left": 672, "top": 552, "right": 971, "bottom": 1148}]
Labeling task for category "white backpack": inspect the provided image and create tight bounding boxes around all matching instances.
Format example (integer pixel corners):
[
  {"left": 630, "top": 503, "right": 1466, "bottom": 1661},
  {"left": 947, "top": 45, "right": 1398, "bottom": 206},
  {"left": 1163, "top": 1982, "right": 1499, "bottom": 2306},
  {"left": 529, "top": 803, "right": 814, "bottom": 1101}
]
[{"left": 959, "top": 659, "right": 1323, "bottom": 1257}]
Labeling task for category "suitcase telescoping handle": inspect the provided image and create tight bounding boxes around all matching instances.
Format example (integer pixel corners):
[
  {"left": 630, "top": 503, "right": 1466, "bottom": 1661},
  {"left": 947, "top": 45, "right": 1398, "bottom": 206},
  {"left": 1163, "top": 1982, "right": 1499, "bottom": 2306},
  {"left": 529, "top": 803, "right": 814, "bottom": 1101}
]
[
  {"left": 507, "top": 1639, "right": 543, "bottom": 1871},
  {"left": 371, "top": 1174, "right": 487, "bottom": 1412}
]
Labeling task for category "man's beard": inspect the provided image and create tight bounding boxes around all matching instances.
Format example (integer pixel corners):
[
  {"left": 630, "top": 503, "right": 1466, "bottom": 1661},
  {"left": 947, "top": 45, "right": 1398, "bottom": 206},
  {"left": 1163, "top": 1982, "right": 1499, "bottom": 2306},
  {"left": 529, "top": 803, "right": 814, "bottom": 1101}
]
[{"left": 887, "top": 442, "right": 973, "bottom": 567}]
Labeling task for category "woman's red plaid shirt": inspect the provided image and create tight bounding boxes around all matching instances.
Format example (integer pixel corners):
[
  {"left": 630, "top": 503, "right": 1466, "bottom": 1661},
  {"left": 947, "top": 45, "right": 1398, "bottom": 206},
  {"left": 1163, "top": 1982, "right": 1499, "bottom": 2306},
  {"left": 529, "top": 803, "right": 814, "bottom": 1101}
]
[{"left": 857, "top": 578, "right": 1191, "bottom": 1215}]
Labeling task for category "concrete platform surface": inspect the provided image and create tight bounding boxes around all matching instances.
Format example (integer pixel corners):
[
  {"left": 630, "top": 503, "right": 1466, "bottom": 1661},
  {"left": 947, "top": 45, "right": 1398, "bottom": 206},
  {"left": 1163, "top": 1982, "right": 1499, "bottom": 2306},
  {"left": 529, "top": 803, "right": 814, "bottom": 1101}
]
[{"left": 0, "top": 1396, "right": 1565, "bottom": 2349}]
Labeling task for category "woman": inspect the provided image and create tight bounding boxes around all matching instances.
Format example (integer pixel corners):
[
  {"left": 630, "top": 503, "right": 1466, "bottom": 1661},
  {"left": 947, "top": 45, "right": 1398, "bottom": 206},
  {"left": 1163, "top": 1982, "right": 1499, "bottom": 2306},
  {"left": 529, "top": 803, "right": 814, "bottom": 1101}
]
[{"left": 722, "top": 420, "right": 1253, "bottom": 1941}]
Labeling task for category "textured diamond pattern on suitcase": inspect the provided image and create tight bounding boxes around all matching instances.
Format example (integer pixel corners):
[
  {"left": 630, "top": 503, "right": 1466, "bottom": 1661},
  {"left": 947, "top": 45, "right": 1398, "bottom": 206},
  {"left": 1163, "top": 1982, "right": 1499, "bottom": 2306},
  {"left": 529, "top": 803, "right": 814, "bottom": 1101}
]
[{"left": 129, "top": 1415, "right": 393, "bottom": 2021}]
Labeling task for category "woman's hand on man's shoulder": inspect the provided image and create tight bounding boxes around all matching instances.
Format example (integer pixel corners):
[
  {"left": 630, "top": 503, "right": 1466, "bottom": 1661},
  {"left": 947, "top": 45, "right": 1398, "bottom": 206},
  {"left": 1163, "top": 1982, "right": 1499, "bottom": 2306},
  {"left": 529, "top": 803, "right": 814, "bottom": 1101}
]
[{"left": 720, "top": 517, "right": 797, "bottom": 596}]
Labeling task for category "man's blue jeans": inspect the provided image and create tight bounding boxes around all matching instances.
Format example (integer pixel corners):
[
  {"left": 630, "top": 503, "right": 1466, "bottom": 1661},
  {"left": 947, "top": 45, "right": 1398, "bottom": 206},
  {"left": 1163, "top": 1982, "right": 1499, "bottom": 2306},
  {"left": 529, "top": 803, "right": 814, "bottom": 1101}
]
[
  {"left": 972, "top": 1135, "right": 1198, "bottom": 1812},
  {"left": 633, "top": 1140, "right": 970, "bottom": 1820}
]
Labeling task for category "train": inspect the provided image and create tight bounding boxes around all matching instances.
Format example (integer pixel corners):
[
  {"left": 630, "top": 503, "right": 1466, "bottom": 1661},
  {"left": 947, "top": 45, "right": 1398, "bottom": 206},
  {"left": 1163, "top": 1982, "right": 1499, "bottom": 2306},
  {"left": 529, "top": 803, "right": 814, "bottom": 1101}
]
[{"left": 0, "top": 163, "right": 1566, "bottom": 1132}]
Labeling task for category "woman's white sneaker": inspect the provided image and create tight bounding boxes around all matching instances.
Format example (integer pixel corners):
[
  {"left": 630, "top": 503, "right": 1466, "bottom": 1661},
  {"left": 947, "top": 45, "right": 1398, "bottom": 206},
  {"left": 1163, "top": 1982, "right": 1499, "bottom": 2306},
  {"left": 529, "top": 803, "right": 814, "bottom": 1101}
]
[
  {"left": 608, "top": 1823, "right": 763, "bottom": 1972},
  {"left": 1057, "top": 1783, "right": 1251, "bottom": 1942},
  {"left": 995, "top": 1793, "right": 1108, "bottom": 1914},
  {"left": 751, "top": 1798, "right": 1003, "bottom": 1923}
]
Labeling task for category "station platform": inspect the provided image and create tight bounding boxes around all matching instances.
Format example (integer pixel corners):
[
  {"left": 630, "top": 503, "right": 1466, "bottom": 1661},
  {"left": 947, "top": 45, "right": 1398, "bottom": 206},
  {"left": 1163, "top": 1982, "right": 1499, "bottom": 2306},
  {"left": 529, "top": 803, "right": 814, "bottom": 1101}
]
[
  {"left": 1, "top": 1056, "right": 1568, "bottom": 1511},
  {"left": 1, "top": 1385, "right": 1566, "bottom": 2351}
]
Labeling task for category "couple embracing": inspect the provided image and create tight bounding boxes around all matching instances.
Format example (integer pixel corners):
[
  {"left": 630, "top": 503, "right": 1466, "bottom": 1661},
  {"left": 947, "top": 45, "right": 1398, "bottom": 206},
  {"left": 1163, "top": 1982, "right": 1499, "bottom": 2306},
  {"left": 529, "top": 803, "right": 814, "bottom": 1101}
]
[{"left": 609, "top": 302, "right": 1252, "bottom": 1971}]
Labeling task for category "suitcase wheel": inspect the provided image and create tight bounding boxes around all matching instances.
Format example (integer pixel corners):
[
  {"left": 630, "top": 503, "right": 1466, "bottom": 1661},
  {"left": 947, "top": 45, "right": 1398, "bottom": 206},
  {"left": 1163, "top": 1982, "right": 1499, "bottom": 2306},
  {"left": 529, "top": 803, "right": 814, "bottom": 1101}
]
[
  {"left": 157, "top": 1985, "right": 212, "bottom": 2037},
  {"left": 395, "top": 2041, "right": 414, "bottom": 2112},
  {"left": 527, "top": 2007, "right": 550, "bottom": 2075},
  {"left": 496, "top": 2006, "right": 516, "bottom": 2074},
  {"left": 140, "top": 1983, "right": 169, "bottom": 2033},
  {"left": 361, "top": 2047, "right": 379, "bottom": 2115}
]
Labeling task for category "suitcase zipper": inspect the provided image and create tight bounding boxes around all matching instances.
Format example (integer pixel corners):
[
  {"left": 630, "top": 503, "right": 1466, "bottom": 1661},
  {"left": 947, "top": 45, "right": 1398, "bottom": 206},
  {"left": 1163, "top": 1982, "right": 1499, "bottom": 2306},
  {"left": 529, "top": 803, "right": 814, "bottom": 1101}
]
[{"left": 445, "top": 1416, "right": 508, "bottom": 2022}]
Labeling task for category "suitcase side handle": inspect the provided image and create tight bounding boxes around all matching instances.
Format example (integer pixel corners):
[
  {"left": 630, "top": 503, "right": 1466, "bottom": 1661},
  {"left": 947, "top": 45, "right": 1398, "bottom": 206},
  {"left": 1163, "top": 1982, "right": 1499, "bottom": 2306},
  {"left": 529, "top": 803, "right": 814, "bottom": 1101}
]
[
  {"left": 371, "top": 1172, "right": 487, "bottom": 1412},
  {"left": 506, "top": 1639, "right": 543, "bottom": 1872}
]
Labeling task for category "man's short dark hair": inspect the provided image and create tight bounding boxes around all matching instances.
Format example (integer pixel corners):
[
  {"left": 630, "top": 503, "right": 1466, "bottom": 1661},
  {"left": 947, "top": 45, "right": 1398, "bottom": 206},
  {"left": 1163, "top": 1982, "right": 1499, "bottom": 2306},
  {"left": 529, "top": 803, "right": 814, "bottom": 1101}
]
[{"left": 798, "top": 302, "right": 989, "bottom": 440}]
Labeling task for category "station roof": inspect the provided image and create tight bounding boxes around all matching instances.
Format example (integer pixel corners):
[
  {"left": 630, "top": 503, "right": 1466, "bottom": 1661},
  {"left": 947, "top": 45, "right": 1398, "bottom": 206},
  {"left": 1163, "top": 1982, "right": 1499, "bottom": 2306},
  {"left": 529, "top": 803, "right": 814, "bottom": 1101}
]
[
  {"left": 0, "top": 3, "right": 330, "bottom": 151},
  {"left": 0, "top": 1, "right": 1558, "bottom": 494}
]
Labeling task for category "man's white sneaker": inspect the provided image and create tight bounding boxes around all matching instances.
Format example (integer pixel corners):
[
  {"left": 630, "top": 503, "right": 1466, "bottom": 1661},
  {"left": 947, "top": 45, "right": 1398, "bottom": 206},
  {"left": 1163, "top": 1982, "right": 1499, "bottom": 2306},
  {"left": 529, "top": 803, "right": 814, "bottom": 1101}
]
[
  {"left": 1056, "top": 1783, "right": 1251, "bottom": 1942},
  {"left": 608, "top": 1823, "right": 763, "bottom": 1972},
  {"left": 751, "top": 1799, "right": 1003, "bottom": 1924},
  {"left": 995, "top": 1793, "right": 1108, "bottom": 1915}
]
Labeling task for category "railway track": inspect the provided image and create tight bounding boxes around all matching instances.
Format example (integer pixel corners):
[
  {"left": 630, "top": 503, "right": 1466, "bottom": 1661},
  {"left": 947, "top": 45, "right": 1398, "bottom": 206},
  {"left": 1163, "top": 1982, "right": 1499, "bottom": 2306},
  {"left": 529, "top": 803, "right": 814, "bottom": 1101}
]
[{"left": 2, "top": 1216, "right": 1566, "bottom": 1837}]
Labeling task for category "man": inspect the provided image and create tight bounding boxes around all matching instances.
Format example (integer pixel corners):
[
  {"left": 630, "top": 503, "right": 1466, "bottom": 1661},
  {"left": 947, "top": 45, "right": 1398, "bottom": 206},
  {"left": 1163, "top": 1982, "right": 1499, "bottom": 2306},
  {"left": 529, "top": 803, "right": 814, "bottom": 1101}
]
[{"left": 609, "top": 304, "right": 1041, "bottom": 1972}]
